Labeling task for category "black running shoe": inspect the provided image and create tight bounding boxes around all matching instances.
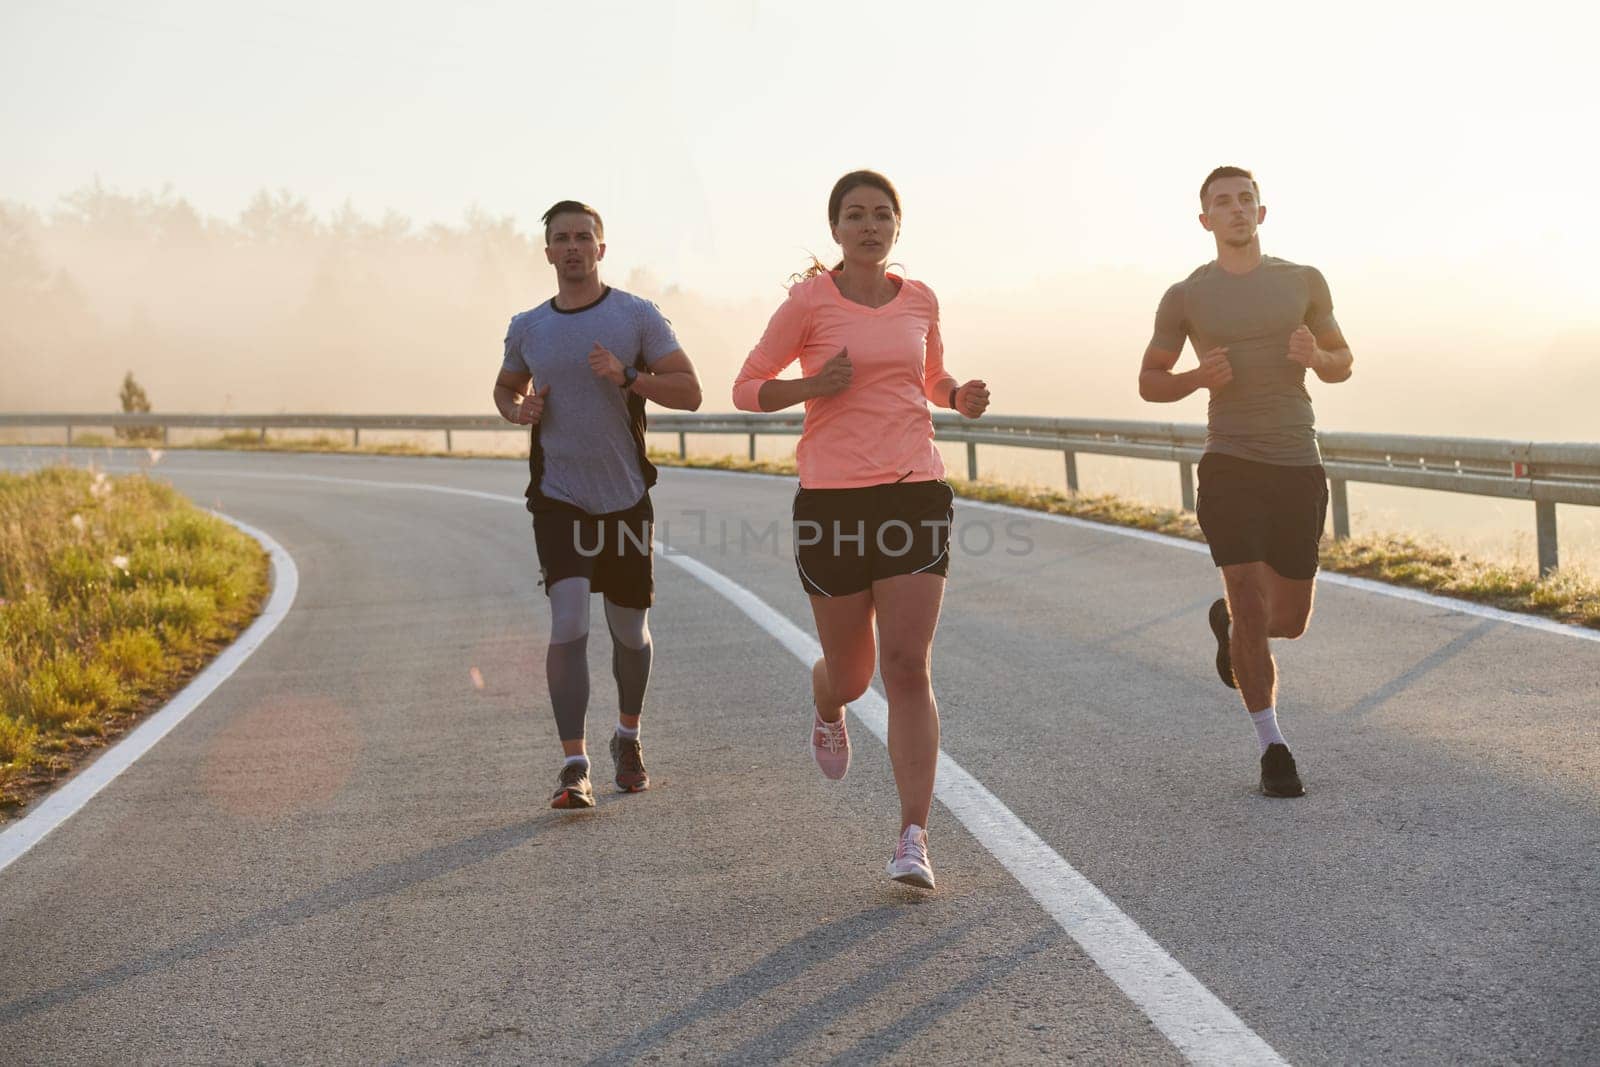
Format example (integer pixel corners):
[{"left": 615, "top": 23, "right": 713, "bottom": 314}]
[
  {"left": 609, "top": 733, "right": 649, "bottom": 793},
  {"left": 1209, "top": 598, "right": 1238, "bottom": 689},
  {"left": 1259, "top": 743, "right": 1306, "bottom": 798},
  {"left": 550, "top": 761, "right": 595, "bottom": 809}
]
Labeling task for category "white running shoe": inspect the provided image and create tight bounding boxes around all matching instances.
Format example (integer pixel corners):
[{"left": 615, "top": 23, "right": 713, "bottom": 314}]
[
  {"left": 810, "top": 712, "right": 850, "bottom": 780},
  {"left": 885, "top": 824, "right": 935, "bottom": 889}
]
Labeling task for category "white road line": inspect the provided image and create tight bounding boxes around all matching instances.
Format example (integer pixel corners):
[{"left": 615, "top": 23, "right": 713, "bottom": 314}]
[
  {"left": 3, "top": 458, "right": 1284, "bottom": 1064},
  {"left": 659, "top": 548, "right": 1288, "bottom": 1066},
  {"left": 0, "top": 515, "right": 299, "bottom": 874}
]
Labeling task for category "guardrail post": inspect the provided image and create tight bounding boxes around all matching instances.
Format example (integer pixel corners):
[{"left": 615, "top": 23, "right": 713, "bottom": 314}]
[
  {"left": 162, "top": 425, "right": 170, "bottom": 445},
  {"left": 1330, "top": 478, "right": 1350, "bottom": 540},
  {"left": 1063, "top": 451, "right": 1079, "bottom": 494},
  {"left": 1179, "top": 461, "right": 1195, "bottom": 511},
  {"left": 259, "top": 427, "right": 267, "bottom": 443},
  {"left": 353, "top": 428, "right": 360, "bottom": 448},
  {"left": 66, "top": 424, "right": 73, "bottom": 446},
  {"left": 1536, "top": 500, "right": 1558, "bottom": 576},
  {"left": 748, "top": 433, "right": 756, "bottom": 462},
  {"left": 966, "top": 441, "right": 978, "bottom": 481},
  {"left": 678, "top": 431, "right": 686, "bottom": 459},
  {"left": 445, "top": 429, "right": 453, "bottom": 452}
]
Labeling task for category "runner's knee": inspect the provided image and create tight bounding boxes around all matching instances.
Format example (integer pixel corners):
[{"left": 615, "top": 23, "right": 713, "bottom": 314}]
[
  {"left": 603, "top": 601, "right": 650, "bottom": 650},
  {"left": 824, "top": 657, "right": 874, "bottom": 704},
  {"left": 879, "top": 644, "right": 931, "bottom": 692},
  {"left": 549, "top": 577, "right": 591, "bottom": 643}
]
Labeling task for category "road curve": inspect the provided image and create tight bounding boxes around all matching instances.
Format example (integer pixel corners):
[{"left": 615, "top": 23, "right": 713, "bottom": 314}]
[{"left": 1, "top": 447, "right": 1596, "bottom": 1065}]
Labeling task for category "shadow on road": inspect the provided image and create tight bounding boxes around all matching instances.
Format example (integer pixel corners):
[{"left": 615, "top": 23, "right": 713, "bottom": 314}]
[
  {"left": 583, "top": 906, "right": 1063, "bottom": 1067},
  {"left": 0, "top": 815, "right": 553, "bottom": 1024},
  {"left": 1338, "top": 618, "right": 1501, "bottom": 721}
]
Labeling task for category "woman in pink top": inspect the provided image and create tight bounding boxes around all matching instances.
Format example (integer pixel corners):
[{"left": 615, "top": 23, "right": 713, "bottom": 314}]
[{"left": 732, "top": 170, "right": 990, "bottom": 890}]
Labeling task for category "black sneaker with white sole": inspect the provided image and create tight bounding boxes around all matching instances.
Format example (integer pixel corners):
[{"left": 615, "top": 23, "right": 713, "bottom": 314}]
[
  {"left": 1259, "top": 743, "right": 1306, "bottom": 798},
  {"left": 1209, "top": 597, "right": 1238, "bottom": 689}
]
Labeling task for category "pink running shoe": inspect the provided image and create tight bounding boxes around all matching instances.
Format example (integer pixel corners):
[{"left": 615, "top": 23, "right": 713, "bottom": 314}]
[
  {"left": 885, "top": 824, "right": 934, "bottom": 889},
  {"left": 810, "top": 712, "right": 850, "bottom": 780}
]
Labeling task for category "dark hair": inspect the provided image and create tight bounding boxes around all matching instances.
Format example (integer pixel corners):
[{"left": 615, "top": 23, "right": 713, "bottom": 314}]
[
  {"left": 795, "top": 169, "right": 903, "bottom": 280},
  {"left": 1199, "top": 166, "right": 1259, "bottom": 207},
  {"left": 541, "top": 200, "right": 604, "bottom": 242},
  {"left": 827, "top": 169, "right": 901, "bottom": 228}
]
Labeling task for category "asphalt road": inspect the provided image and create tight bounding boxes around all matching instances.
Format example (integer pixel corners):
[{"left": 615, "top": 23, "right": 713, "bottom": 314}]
[{"left": 1, "top": 447, "right": 1596, "bottom": 1065}]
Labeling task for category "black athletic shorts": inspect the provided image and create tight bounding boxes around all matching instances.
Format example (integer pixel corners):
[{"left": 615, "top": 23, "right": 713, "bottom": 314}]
[
  {"left": 792, "top": 479, "right": 953, "bottom": 598},
  {"left": 1195, "top": 453, "right": 1328, "bottom": 580},
  {"left": 531, "top": 493, "right": 654, "bottom": 608}
]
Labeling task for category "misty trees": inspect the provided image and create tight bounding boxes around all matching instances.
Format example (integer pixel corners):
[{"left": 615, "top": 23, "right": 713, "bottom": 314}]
[
  {"left": 0, "top": 204, "right": 98, "bottom": 408},
  {"left": 2, "top": 182, "right": 758, "bottom": 415}
]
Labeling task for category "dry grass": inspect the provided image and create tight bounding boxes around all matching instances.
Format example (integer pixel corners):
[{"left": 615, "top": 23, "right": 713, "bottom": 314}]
[{"left": 0, "top": 467, "right": 269, "bottom": 814}]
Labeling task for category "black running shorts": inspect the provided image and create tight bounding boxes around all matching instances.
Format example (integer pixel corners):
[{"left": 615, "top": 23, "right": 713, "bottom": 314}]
[
  {"left": 531, "top": 493, "right": 654, "bottom": 608},
  {"left": 1195, "top": 453, "right": 1328, "bottom": 581},
  {"left": 792, "top": 479, "right": 953, "bottom": 598}
]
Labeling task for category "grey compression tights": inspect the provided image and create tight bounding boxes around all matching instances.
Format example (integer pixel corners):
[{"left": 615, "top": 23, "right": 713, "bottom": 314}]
[
  {"left": 545, "top": 577, "right": 653, "bottom": 741},
  {"left": 547, "top": 578, "right": 590, "bottom": 742},
  {"left": 604, "top": 598, "right": 652, "bottom": 721}
]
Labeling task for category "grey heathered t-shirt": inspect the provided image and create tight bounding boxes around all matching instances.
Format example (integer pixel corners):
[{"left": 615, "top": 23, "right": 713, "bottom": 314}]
[
  {"left": 502, "top": 287, "right": 680, "bottom": 514},
  {"left": 1150, "top": 256, "right": 1341, "bottom": 466}
]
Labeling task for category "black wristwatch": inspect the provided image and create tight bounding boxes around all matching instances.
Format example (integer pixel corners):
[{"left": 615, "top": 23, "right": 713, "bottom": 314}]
[{"left": 621, "top": 366, "right": 639, "bottom": 390}]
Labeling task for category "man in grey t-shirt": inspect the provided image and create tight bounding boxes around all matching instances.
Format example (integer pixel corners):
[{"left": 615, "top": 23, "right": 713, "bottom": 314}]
[
  {"left": 1139, "top": 166, "right": 1355, "bottom": 799},
  {"left": 493, "top": 199, "right": 703, "bottom": 810}
]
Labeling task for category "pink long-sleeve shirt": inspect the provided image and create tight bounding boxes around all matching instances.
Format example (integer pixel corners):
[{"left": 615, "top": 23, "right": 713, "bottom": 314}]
[{"left": 732, "top": 272, "right": 958, "bottom": 489}]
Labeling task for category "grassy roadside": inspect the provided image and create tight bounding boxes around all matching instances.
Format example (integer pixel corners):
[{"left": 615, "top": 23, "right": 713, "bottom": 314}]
[
  {"left": 13, "top": 433, "right": 1599, "bottom": 630},
  {"left": 0, "top": 467, "right": 269, "bottom": 816}
]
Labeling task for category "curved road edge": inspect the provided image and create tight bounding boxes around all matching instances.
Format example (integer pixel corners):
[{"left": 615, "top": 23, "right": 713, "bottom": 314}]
[{"left": 0, "top": 512, "right": 300, "bottom": 874}]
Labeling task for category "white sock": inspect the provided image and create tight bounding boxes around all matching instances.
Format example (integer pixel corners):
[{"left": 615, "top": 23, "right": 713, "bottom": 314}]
[
  {"left": 615, "top": 723, "right": 639, "bottom": 739},
  {"left": 1250, "top": 707, "right": 1286, "bottom": 753},
  {"left": 563, "top": 754, "right": 590, "bottom": 769}
]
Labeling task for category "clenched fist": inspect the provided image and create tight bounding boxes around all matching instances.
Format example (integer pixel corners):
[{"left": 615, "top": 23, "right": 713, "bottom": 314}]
[
  {"left": 588, "top": 341, "right": 625, "bottom": 385},
  {"left": 954, "top": 379, "right": 990, "bottom": 419},
  {"left": 1196, "top": 346, "right": 1234, "bottom": 392},
  {"left": 1286, "top": 325, "right": 1320, "bottom": 370},
  {"left": 515, "top": 383, "right": 551, "bottom": 425},
  {"left": 812, "top": 347, "right": 853, "bottom": 397}
]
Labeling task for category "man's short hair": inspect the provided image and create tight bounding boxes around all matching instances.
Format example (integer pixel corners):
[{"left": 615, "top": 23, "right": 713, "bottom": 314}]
[
  {"left": 1199, "top": 166, "right": 1259, "bottom": 207},
  {"left": 542, "top": 200, "right": 604, "bottom": 242}
]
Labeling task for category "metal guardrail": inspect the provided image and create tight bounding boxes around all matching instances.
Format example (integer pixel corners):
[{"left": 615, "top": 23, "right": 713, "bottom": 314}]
[{"left": 4, "top": 412, "right": 1597, "bottom": 576}]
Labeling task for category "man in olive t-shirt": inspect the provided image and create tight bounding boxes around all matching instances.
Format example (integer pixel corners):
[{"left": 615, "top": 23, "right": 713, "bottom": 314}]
[{"left": 1138, "top": 166, "right": 1355, "bottom": 799}]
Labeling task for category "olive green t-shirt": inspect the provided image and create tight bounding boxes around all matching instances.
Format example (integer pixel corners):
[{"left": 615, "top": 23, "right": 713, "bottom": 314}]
[{"left": 1150, "top": 256, "right": 1340, "bottom": 466}]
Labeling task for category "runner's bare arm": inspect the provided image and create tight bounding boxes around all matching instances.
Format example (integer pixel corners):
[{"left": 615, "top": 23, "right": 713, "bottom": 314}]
[
  {"left": 1313, "top": 329, "right": 1354, "bottom": 383},
  {"left": 627, "top": 349, "right": 703, "bottom": 410},
  {"left": 1288, "top": 326, "right": 1353, "bottom": 383},
  {"left": 1140, "top": 343, "right": 1230, "bottom": 402},
  {"left": 494, "top": 368, "right": 546, "bottom": 425},
  {"left": 493, "top": 368, "right": 530, "bottom": 422}
]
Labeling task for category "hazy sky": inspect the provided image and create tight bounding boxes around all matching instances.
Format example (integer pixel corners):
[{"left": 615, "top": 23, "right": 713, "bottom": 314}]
[{"left": 4, "top": 0, "right": 1598, "bottom": 319}]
